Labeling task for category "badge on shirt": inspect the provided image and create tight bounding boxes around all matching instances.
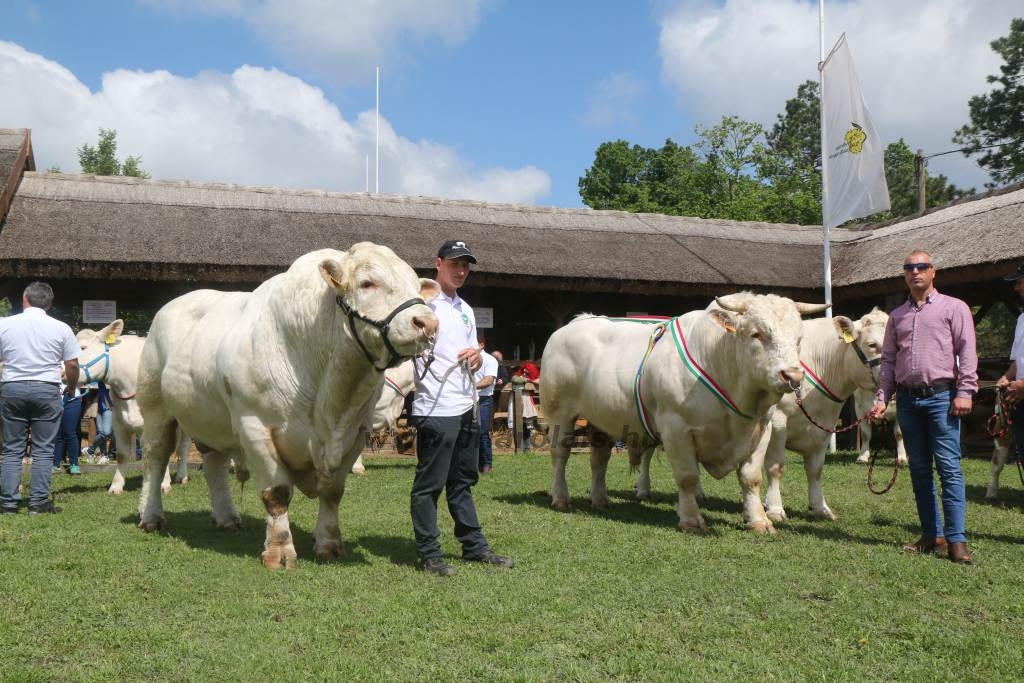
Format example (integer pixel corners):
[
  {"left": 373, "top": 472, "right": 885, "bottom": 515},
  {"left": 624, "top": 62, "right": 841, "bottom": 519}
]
[{"left": 461, "top": 313, "right": 470, "bottom": 327}]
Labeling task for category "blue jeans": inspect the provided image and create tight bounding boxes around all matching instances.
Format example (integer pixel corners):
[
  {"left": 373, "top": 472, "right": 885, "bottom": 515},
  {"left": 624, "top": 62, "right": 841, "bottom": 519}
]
[
  {"left": 88, "top": 409, "right": 112, "bottom": 455},
  {"left": 53, "top": 395, "right": 83, "bottom": 468},
  {"left": 896, "top": 390, "right": 967, "bottom": 543},
  {"left": 1, "top": 381, "right": 63, "bottom": 509},
  {"left": 478, "top": 395, "right": 494, "bottom": 470}
]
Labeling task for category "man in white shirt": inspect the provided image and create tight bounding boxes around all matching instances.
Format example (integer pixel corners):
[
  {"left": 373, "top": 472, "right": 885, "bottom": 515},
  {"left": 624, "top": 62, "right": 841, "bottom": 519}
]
[
  {"left": 996, "top": 263, "right": 1024, "bottom": 468},
  {"left": 0, "top": 282, "right": 80, "bottom": 514},
  {"left": 410, "top": 240, "right": 513, "bottom": 576},
  {"left": 475, "top": 350, "right": 499, "bottom": 473}
]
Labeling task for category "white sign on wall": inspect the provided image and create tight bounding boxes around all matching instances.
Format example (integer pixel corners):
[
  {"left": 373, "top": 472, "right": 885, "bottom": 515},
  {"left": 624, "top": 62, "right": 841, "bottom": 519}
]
[
  {"left": 82, "top": 300, "right": 117, "bottom": 324},
  {"left": 475, "top": 307, "right": 494, "bottom": 329}
]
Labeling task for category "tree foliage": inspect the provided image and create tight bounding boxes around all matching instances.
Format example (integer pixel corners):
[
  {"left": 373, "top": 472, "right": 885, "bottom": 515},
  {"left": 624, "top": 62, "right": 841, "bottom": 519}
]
[
  {"left": 952, "top": 18, "right": 1024, "bottom": 186},
  {"left": 879, "top": 139, "right": 973, "bottom": 219},
  {"left": 77, "top": 128, "right": 150, "bottom": 178}
]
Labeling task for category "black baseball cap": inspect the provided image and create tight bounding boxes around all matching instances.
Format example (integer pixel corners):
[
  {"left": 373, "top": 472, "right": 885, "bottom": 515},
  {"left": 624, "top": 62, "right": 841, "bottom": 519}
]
[
  {"left": 1004, "top": 263, "right": 1024, "bottom": 281},
  {"left": 437, "top": 239, "right": 477, "bottom": 263}
]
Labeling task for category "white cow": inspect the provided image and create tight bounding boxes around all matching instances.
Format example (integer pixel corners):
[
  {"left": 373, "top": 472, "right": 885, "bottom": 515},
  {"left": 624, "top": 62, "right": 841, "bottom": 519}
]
[
  {"left": 853, "top": 388, "right": 907, "bottom": 466},
  {"left": 543, "top": 293, "right": 828, "bottom": 532},
  {"left": 351, "top": 359, "right": 415, "bottom": 474},
  {"left": 984, "top": 406, "right": 1016, "bottom": 501},
  {"left": 762, "top": 310, "right": 889, "bottom": 522},
  {"left": 136, "top": 244, "right": 439, "bottom": 569},
  {"left": 76, "top": 321, "right": 191, "bottom": 495}
]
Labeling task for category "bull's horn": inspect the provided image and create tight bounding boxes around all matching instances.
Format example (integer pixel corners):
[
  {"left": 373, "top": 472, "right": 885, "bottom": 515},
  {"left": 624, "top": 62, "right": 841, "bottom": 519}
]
[
  {"left": 794, "top": 302, "right": 832, "bottom": 315},
  {"left": 715, "top": 294, "right": 748, "bottom": 314}
]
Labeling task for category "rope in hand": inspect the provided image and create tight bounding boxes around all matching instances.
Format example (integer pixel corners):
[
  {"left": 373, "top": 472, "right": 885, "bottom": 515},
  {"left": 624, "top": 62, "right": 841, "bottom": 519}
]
[{"left": 793, "top": 382, "right": 872, "bottom": 435}]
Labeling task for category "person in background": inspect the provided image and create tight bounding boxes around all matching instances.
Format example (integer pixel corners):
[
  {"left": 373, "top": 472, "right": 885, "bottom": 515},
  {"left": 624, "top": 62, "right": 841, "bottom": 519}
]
[
  {"left": 995, "top": 262, "right": 1024, "bottom": 472},
  {"left": 475, "top": 349, "right": 499, "bottom": 473},
  {"left": 869, "top": 250, "right": 977, "bottom": 564},
  {"left": 0, "top": 282, "right": 80, "bottom": 515},
  {"left": 492, "top": 350, "right": 511, "bottom": 390},
  {"left": 82, "top": 381, "right": 113, "bottom": 465},
  {"left": 53, "top": 370, "right": 83, "bottom": 475}
]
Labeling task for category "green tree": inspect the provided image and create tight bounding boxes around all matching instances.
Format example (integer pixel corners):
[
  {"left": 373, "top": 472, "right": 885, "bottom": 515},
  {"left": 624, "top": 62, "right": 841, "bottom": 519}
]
[
  {"left": 880, "top": 139, "right": 973, "bottom": 218},
  {"left": 77, "top": 128, "right": 151, "bottom": 178},
  {"left": 953, "top": 18, "right": 1024, "bottom": 186}
]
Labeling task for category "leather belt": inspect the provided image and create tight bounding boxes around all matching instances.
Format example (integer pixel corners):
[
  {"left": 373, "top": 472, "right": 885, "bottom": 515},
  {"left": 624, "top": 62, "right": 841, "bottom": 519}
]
[{"left": 897, "top": 381, "right": 955, "bottom": 398}]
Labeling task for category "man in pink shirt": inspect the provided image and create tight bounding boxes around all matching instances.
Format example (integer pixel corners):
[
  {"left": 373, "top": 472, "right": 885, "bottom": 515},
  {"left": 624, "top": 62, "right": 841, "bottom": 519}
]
[{"left": 870, "top": 250, "right": 977, "bottom": 564}]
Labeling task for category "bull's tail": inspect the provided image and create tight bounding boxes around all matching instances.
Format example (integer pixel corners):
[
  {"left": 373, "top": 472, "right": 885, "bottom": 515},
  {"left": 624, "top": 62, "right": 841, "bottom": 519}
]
[{"left": 628, "top": 448, "right": 642, "bottom": 472}]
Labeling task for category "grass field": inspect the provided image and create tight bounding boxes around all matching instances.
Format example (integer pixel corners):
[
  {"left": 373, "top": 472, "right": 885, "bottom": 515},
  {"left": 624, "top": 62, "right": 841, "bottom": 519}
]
[{"left": 1, "top": 449, "right": 1022, "bottom": 682}]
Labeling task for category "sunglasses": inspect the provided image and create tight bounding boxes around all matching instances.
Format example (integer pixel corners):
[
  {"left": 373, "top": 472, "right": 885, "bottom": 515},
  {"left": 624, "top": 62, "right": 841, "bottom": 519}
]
[{"left": 902, "top": 263, "right": 933, "bottom": 272}]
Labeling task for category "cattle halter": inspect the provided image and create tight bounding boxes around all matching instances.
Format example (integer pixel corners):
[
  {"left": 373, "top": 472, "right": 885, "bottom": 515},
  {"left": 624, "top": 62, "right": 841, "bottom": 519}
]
[
  {"left": 633, "top": 323, "right": 667, "bottom": 442},
  {"left": 335, "top": 295, "right": 429, "bottom": 371},
  {"left": 670, "top": 317, "right": 754, "bottom": 420}
]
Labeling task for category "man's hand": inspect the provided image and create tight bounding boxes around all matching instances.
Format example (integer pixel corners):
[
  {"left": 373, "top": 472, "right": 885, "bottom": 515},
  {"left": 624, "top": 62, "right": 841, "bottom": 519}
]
[
  {"left": 1005, "top": 379, "right": 1024, "bottom": 406},
  {"left": 457, "top": 347, "right": 482, "bottom": 371},
  {"left": 868, "top": 402, "right": 888, "bottom": 422},
  {"left": 950, "top": 396, "right": 972, "bottom": 417}
]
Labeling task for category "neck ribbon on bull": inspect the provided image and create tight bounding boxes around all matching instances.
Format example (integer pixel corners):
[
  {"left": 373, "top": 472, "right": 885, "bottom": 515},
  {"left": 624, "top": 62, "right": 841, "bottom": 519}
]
[
  {"left": 81, "top": 341, "right": 118, "bottom": 385},
  {"left": 335, "top": 295, "right": 426, "bottom": 372}
]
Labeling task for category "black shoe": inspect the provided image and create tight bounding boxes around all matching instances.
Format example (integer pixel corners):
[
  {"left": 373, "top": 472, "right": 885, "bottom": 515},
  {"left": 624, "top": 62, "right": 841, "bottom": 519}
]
[
  {"left": 464, "top": 551, "right": 514, "bottom": 568},
  {"left": 420, "top": 556, "right": 456, "bottom": 577},
  {"left": 28, "top": 502, "right": 62, "bottom": 516}
]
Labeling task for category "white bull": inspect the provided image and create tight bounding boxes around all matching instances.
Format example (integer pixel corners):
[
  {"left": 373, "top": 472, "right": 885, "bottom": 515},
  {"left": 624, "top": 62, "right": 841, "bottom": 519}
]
[
  {"left": 136, "top": 243, "right": 439, "bottom": 569},
  {"left": 76, "top": 321, "right": 191, "bottom": 495},
  {"left": 853, "top": 388, "right": 907, "bottom": 466},
  {"left": 543, "top": 293, "right": 828, "bottom": 532},
  {"left": 984, "top": 403, "right": 1016, "bottom": 501},
  {"left": 351, "top": 359, "right": 415, "bottom": 474},
  {"left": 762, "top": 310, "right": 888, "bottom": 522}
]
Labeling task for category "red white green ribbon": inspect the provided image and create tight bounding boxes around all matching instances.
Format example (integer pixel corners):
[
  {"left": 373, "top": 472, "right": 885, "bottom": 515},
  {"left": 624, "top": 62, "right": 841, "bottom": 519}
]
[
  {"left": 383, "top": 376, "right": 404, "bottom": 395},
  {"left": 670, "top": 317, "right": 753, "bottom": 420},
  {"left": 633, "top": 323, "right": 667, "bottom": 441},
  {"left": 799, "top": 360, "right": 844, "bottom": 403}
]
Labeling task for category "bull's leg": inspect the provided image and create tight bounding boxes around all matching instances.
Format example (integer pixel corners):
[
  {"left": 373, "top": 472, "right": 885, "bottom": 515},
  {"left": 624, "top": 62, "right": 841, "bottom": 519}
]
[
  {"left": 351, "top": 454, "right": 366, "bottom": 476},
  {"left": 763, "top": 418, "right": 789, "bottom": 523},
  {"left": 549, "top": 415, "right": 576, "bottom": 511},
  {"left": 855, "top": 419, "right": 872, "bottom": 464},
  {"left": 259, "top": 483, "right": 297, "bottom": 570},
  {"left": 634, "top": 447, "right": 653, "bottom": 501},
  {"left": 160, "top": 451, "right": 173, "bottom": 494},
  {"left": 738, "top": 424, "right": 775, "bottom": 534},
  {"left": 313, "top": 475, "right": 346, "bottom": 563},
  {"left": 804, "top": 445, "right": 836, "bottom": 520},
  {"left": 204, "top": 450, "right": 241, "bottom": 529},
  {"left": 589, "top": 434, "right": 612, "bottom": 510},
  {"left": 174, "top": 431, "right": 191, "bottom": 485},
  {"left": 234, "top": 416, "right": 297, "bottom": 569},
  {"left": 986, "top": 435, "right": 1011, "bottom": 501},
  {"left": 138, "top": 417, "right": 178, "bottom": 531},
  {"left": 662, "top": 436, "right": 707, "bottom": 531},
  {"left": 108, "top": 418, "right": 134, "bottom": 495},
  {"left": 893, "top": 419, "right": 908, "bottom": 466}
]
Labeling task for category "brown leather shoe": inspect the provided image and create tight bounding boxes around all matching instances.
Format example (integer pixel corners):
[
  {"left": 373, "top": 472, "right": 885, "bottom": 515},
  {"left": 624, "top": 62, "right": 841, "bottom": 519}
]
[
  {"left": 948, "top": 542, "right": 973, "bottom": 565},
  {"left": 902, "top": 536, "right": 948, "bottom": 557}
]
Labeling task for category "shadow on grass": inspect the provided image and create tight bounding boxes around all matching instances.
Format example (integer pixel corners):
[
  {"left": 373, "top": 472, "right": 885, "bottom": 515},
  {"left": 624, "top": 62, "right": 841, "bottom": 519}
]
[
  {"left": 870, "top": 513, "right": 1024, "bottom": 545},
  {"left": 355, "top": 534, "right": 419, "bottom": 567},
  {"left": 966, "top": 482, "right": 1024, "bottom": 509},
  {"left": 116, "top": 510, "right": 371, "bottom": 564}
]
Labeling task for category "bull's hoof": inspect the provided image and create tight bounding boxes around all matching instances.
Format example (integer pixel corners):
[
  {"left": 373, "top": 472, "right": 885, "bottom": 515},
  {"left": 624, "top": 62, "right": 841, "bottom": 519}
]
[
  {"left": 108, "top": 486, "right": 125, "bottom": 495},
  {"left": 591, "top": 499, "right": 609, "bottom": 511},
  {"left": 550, "top": 499, "right": 573, "bottom": 512},
  {"left": 678, "top": 518, "right": 708, "bottom": 532},
  {"left": 160, "top": 483, "right": 172, "bottom": 494},
  {"left": 809, "top": 507, "right": 837, "bottom": 521},
  {"left": 314, "top": 539, "right": 345, "bottom": 563},
  {"left": 351, "top": 465, "right": 366, "bottom": 476},
  {"left": 747, "top": 520, "right": 777, "bottom": 534},
  {"left": 897, "top": 457, "right": 908, "bottom": 467},
  {"left": 261, "top": 545, "right": 298, "bottom": 570},
  {"left": 694, "top": 493, "right": 706, "bottom": 506},
  {"left": 984, "top": 492, "right": 998, "bottom": 502},
  {"left": 766, "top": 508, "right": 788, "bottom": 523},
  {"left": 635, "top": 491, "right": 651, "bottom": 502},
  {"left": 214, "top": 515, "right": 242, "bottom": 530},
  {"left": 855, "top": 455, "right": 870, "bottom": 465},
  {"left": 180, "top": 476, "right": 190, "bottom": 486},
  {"left": 138, "top": 517, "right": 164, "bottom": 532}
]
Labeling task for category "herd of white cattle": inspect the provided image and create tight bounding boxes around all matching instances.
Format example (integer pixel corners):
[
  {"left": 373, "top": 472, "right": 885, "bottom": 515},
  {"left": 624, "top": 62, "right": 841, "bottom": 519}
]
[{"left": 68, "top": 243, "right": 1015, "bottom": 569}]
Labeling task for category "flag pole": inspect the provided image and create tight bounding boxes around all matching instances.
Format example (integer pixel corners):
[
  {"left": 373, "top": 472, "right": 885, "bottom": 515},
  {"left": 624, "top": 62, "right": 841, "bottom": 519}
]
[
  {"left": 819, "top": 0, "right": 837, "bottom": 453},
  {"left": 375, "top": 66, "right": 380, "bottom": 194}
]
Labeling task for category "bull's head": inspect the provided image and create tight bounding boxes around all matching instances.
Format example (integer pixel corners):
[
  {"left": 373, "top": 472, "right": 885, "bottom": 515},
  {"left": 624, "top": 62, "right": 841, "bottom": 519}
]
[
  {"left": 75, "top": 319, "right": 125, "bottom": 387},
  {"left": 319, "top": 242, "right": 439, "bottom": 369},
  {"left": 832, "top": 307, "right": 887, "bottom": 389},
  {"left": 710, "top": 293, "right": 831, "bottom": 395}
]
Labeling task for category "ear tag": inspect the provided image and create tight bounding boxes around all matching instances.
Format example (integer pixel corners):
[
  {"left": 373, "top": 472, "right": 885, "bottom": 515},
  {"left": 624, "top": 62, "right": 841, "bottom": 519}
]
[
  {"left": 841, "top": 331, "right": 855, "bottom": 344},
  {"left": 105, "top": 334, "right": 117, "bottom": 344}
]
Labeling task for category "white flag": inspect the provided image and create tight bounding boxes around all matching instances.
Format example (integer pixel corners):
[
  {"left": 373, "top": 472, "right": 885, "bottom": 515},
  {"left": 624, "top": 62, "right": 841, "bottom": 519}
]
[{"left": 821, "top": 34, "right": 889, "bottom": 229}]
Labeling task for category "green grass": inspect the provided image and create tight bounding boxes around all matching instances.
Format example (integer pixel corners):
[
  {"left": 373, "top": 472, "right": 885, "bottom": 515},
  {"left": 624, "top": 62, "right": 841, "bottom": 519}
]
[{"left": 1, "top": 450, "right": 1022, "bottom": 682}]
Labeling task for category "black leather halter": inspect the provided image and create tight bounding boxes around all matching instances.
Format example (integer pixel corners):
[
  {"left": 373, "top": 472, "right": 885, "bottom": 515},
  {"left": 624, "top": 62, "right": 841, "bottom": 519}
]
[{"left": 335, "top": 295, "right": 427, "bottom": 371}]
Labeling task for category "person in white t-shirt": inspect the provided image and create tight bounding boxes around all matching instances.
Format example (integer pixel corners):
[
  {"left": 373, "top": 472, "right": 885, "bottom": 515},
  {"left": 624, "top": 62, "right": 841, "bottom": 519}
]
[
  {"left": 996, "top": 263, "right": 1024, "bottom": 466},
  {"left": 0, "top": 282, "right": 80, "bottom": 514},
  {"left": 475, "top": 350, "right": 499, "bottom": 473},
  {"left": 409, "top": 240, "right": 514, "bottom": 577}
]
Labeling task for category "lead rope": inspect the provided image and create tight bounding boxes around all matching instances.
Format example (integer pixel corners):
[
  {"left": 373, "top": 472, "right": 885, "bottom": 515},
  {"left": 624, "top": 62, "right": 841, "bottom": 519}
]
[{"left": 418, "top": 357, "right": 479, "bottom": 422}]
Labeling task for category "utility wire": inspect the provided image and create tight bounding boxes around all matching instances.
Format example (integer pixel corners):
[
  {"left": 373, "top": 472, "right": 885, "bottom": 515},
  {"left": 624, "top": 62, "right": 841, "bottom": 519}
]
[{"left": 923, "top": 141, "right": 1018, "bottom": 160}]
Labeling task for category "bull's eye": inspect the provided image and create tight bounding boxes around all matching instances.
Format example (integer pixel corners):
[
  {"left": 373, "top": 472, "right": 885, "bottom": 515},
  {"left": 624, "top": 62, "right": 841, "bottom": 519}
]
[
  {"left": 751, "top": 331, "right": 763, "bottom": 341},
  {"left": 867, "top": 342, "right": 879, "bottom": 351},
  {"left": 359, "top": 280, "right": 376, "bottom": 290}
]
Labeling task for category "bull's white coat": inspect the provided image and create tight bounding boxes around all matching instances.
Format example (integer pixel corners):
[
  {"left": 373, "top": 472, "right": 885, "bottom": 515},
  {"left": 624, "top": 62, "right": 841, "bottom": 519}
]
[
  {"left": 542, "top": 293, "right": 824, "bottom": 532},
  {"left": 351, "top": 359, "right": 415, "bottom": 474},
  {"left": 136, "top": 243, "right": 438, "bottom": 569}
]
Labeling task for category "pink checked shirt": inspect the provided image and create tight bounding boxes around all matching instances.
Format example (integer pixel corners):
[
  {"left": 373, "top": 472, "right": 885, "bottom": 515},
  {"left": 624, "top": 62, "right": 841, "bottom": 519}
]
[{"left": 876, "top": 290, "right": 978, "bottom": 404}]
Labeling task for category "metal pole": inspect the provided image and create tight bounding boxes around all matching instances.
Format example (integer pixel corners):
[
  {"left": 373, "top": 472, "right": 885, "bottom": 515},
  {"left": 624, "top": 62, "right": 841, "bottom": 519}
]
[
  {"left": 819, "top": 0, "right": 837, "bottom": 453},
  {"left": 375, "top": 66, "right": 380, "bottom": 194}
]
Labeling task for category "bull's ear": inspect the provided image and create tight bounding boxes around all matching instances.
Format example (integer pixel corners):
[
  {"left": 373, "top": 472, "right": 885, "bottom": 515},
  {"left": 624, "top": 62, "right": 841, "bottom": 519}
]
[
  {"left": 419, "top": 278, "right": 441, "bottom": 303},
  {"left": 832, "top": 315, "right": 856, "bottom": 343},
  {"left": 319, "top": 258, "right": 349, "bottom": 293},
  {"left": 707, "top": 309, "right": 738, "bottom": 334},
  {"left": 98, "top": 319, "right": 124, "bottom": 342}
]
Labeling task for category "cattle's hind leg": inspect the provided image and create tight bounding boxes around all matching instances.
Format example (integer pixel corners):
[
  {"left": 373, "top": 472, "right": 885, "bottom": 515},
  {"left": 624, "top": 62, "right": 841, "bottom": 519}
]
[
  {"left": 589, "top": 433, "right": 613, "bottom": 510},
  {"left": 235, "top": 417, "right": 297, "bottom": 569},
  {"left": 108, "top": 418, "right": 134, "bottom": 495},
  {"left": 174, "top": 431, "right": 191, "bottom": 485},
  {"left": 260, "top": 483, "right": 297, "bottom": 570},
  {"left": 138, "top": 418, "right": 178, "bottom": 531},
  {"left": 203, "top": 449, "right": 242, "bottom": 529},
  {"left": 313, "top": 474, "right": 346, "bottom": 563},
  {"left": 634, "top": 447, "right": 653, "bottom": 501},
  {"left": 549, "top": 415, "right": 577, "bottom": 511}
]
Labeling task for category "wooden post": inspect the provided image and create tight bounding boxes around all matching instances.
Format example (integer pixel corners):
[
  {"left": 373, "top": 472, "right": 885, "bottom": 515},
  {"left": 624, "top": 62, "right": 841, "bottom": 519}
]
[
  {"left": 915, "top": 149, "right": 926, "bottom": 214},
  {"left": 511, "top": 375, "right": 525, "bottom": 453}
]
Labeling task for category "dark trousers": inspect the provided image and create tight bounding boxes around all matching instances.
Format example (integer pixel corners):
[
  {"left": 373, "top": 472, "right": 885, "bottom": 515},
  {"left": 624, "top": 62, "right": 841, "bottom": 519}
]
[
  {"left": 1, "top": 381, "right": 62, "bottom": 509},
  {"left": 410, "top": 410, "right": 489, "bottom": 561},
  {"left": 1012, "top": 401, "right": 1024, "bottom": 463},
  {"left": 478, "top": 395, "right": 494, "bottom": 469},
  {"left": 53, "top": 395, "right": 83, "bottom": 468}
]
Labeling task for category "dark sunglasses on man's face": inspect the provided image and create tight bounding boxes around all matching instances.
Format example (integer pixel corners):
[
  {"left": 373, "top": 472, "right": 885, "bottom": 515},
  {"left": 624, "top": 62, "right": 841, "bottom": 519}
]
[{"left": 903, "top": 263, "right": 933, "bottom": 272}]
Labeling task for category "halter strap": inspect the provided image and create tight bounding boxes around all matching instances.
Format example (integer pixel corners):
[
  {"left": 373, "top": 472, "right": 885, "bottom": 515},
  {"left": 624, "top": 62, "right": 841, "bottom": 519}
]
[
  {"left": 670, "top": 317, "right": 753, "bottom": 420},
  {"left": 633, "top": 323, "right": 667, "bottom": 441},
  {"left": 335, "top": 295, "right": 427, "bottom": 371},
  {"left": 799, "top": 360, "right": 845, "bottom": 403},
  {"left": 81, "top": 345, "right": 112, "bottom": 385},
  {"left": 383, "top": 376, "right": 405, "bottom": 395}
]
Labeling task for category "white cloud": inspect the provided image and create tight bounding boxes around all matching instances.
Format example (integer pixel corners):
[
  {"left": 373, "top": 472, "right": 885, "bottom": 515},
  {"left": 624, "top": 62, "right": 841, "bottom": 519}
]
[
  {"left": 0, "top": 41, "right": 550, "bottom": 203},
  {"left": 658, "top": 0, "right": 1021, "bottom": 189},
  {"left": 583, "top": 72, "right": 645, "bottom": 129},
  {"left": 145, "top": 0, "right": 485, "bottom": 84}
]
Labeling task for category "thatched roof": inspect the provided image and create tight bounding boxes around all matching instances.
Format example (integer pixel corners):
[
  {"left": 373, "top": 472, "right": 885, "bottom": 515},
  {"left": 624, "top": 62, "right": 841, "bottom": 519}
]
[{"left": 0, "top": 128, "right": 34, "bottom": 229}]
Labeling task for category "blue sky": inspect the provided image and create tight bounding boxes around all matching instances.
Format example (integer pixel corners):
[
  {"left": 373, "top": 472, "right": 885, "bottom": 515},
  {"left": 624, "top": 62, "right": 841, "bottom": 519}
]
[{"left": 2, "top": 1, "right": 1019, "bottom": 208}]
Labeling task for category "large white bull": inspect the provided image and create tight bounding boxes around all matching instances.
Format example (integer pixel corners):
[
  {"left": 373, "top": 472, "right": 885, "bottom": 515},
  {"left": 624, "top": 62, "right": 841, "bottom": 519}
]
[
  {"left": 76, "top": 322, "right": 191, "bottom": 494},
  {"left": 136, "top": 243, "right": 439, "bottom": 569},
  {"left": 543, "top": 293, "right": 828, "bottom": 532},
  {"left": 762, "top": 310, "right": 888, "bottom": 522},
  {"left": 351, "top": 359, "right": 415, "bottom": 474}
]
